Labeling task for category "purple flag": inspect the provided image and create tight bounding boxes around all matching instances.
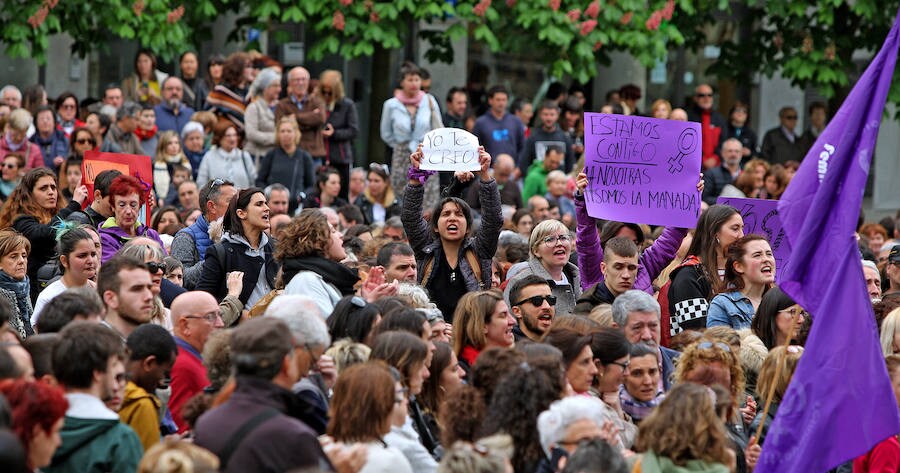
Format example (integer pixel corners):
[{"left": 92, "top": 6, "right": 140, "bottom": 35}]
[{"left": 759, "top": 9, "right": 900, "bottom": 473}]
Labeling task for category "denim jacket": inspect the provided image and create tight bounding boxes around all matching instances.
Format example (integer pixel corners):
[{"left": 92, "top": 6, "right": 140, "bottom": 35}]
[{"left": 706, "top": 291, "right": 755, "bottom": 329}]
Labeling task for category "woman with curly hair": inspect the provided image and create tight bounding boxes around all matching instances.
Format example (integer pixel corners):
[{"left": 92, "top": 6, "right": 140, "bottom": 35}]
[
  {"left": 633, "top": 382, "right": 733, "bottom": 472},
  {"left": 480, "top": 362, "right": 561, "bottom": 473},
  {"left": 0, "top": 379, "right": 68, "bottom": 471},
  {"left": 674, "top": 338, "right": 753, "bottom": 473},
  {"left": 451, "top": 290, "right": 516, "bottom": 378},
  {"left": 0, "top": 168, "right": 86, "bottom": 300}
]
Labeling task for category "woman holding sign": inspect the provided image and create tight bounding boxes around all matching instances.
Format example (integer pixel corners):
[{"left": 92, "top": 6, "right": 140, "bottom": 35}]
[
  {"left": 665, "top": 204, "right": 744, "bottom": 334},
  {"left": 706, "top": 235, "right": 776, "bottom": 330},
  {"left": 402, "top": 144, "right": 501, "bottom": 320},
  {"left": 380, "top": 61, "right": 442, "bottom": 210}
]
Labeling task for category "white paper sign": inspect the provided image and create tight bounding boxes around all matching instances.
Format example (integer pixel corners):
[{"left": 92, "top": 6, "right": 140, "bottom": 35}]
[{"left": 420, "top": 127, "right": 481, "bottom": 171}]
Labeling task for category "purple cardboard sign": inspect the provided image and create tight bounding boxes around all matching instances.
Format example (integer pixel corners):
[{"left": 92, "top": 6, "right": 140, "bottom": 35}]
[
  {"left": 716, "top": 196, "right": 792, "bottom": 281},
  {"left": 583, "top": 113, "right": 702, "bottom": 227}
]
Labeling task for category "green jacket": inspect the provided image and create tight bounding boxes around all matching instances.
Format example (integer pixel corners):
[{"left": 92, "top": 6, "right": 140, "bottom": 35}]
[
  {"left": 637, "top": 450, "right": 731, "bottom": 473},
  {"left": 45, "top": 416, "right": 143, "bottom": 473},
  {"left": 522, "top": 160, "right": 550, "bottom": 201}
]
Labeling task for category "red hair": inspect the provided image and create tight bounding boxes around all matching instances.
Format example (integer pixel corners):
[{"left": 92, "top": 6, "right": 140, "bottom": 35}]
[
  {"left": 108, "top": 174, "right": 148, "bottom": 205},
  {"left": 0, "top": 379, "right": 68, "bottom": 468}
]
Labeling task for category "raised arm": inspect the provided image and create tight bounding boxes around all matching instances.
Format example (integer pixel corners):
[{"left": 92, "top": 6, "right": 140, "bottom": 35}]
[
  {"left": 574, "top": 172, "right": 603, "bottom": 291},
  {"left": 473, "top": 148, "right": 501, "bottom": 260},
  {"left": 640, "top": 226, "right": 689, "bottom": 283},
  {"left": 400, "top": 145, "right": 434, "bottom": 257}
]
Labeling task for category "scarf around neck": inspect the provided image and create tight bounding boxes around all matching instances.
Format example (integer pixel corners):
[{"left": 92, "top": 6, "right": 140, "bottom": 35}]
[
  {"left": 394, "top": 90, "right": 425, "bottom": 107},
  {"left": 619, "top": 385, "right": 665, "bottom": 422},
  {"left": 281, "top": 255, "right": 359, "bottom": 296},
  {"left": 0, "top": 271, "right": 33, "bottom": 338},
  {"left": 135, "top": 125, "right": 158, "bottom": 141}
]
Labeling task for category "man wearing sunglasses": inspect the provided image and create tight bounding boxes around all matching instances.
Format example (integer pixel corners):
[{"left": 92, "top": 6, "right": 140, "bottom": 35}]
[
  {"left": 760, "top": 106, "right": 803, "bottom": 165},
  {"left": 509, "top": 275, "right": 556, "bottom": 342},
  {"left": 686, "top": 83, "right": 726, "bottom": 170}
]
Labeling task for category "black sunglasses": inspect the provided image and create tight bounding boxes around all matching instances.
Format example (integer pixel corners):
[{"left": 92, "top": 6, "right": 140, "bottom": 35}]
[
  {"left": 513, "top": 295, "right": 557, "bottom": 307},
  {"left": 146, "top": 262, "right": 164, "bottom": 274}
]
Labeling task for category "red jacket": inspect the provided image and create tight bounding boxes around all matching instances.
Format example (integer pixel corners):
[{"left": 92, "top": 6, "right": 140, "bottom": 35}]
[
  {"left": 854, "top": 436, "right": 900, "bottom": 473},
  {"left": 169, "top": 338, "right": 209, "bottom": 433}
]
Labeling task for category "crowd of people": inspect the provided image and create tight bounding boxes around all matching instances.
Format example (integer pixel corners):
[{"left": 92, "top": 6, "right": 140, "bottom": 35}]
[{"left": 0, "top": 49, "right": 897, "bottom": 473}]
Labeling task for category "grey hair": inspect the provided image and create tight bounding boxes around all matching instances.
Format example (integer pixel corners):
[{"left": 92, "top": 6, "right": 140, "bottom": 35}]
[
  {"left": 397, "top": 283, "right": 431, "bottom": 308},
  {"left": 264, "top": 183, "right": 289, "bottom": 199},
  {"left": 180, "top": 121, "right": 204, "bottom": 140},
  {"left": 120, "top": 241, "right": 165, "bottom": 262},
  {"left": 611, "top": 290, "right": 661, "bottom": 327},
  {"left": 116, "top": 101, "right": 142, "bottom": 121},
  {"left": 0, "top": 85, "right": 22, "bottom": 101},
  {"left": 265, "top": 295, "right": 332, "bottom": 348},
  {"left": 251, "top": 67, "right": 282, "bottom": 98},
  {"left": 6, "top": 109, "right": 31, "bottom": 131},
  {"left": 862, "top": 259, "right": 879, "bottom": 274},
  {"left": 537, "top": 396, "right": 609, "bottom": 456}
]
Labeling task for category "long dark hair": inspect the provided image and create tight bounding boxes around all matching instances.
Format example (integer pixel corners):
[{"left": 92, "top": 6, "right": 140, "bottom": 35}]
[
  {"left": 418, "top": 342, "right": 454, "bottom": 414},
  {"left": 751, "top": 286, "right": 797, "bottom": 349},
  {"left": 687, "top": 204, "right": 740, "bottom": 296},
  {"left": 223, "top": 187, "right": 264, "bottom": 240},
  {"left": 55, "top": 225, "right": 94, "bottom": 275},
  {"left": 429, "top": 197, "right": 473, "bottom": 241},
  {"left": 0, "top": 168, "right": 62, "bottom": 228}
]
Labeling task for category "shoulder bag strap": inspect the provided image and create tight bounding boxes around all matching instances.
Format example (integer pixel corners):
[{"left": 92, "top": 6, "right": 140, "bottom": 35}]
[
  {"left": 464, "top": 249, "right": 483, "bottom": 289},
  {"left": 218, "top": 407, "right": 280, "bottom": 469}
]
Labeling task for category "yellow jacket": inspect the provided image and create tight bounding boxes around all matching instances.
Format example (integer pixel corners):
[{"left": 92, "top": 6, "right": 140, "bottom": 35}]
[{"left": 119, "top": 381, "right": 161, "bottom": 451}]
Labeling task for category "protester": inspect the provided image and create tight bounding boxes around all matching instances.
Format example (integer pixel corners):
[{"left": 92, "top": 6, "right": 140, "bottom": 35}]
[
  {"left": 508, "top": 275, "right": 556, "bottom": 342},
  {"left": 0, "top": 379, "right": 68, "bottom": 472},
  {"left": 243, "top": 67, "right": 279, "bottom": 160},
  {"left": 358, "top": 163, "right": 401, "bottom": 225},
  {"left": 33, "top": 287, "right": 104, "bottom": 334},
  {"left": 403, "top": 145, "right": 501, "bottom": 318},
  {"left": 137, "top": 439, "right": 220, "bottom": 473},
  {"left": 589, "top": 327, "right": 638, "bottom": 448},
  {"left": 196, "top": 122, "right": 256, "bottom": 189},
  {"left": 749, "top": 345, "right": 803, "bottom": 445},
  {"left": 633, "top": 383, "right": 733, "bottom": 472},
  {"left": 707, "top": 235, "right": 776, "bottom": 329},
  {"left": 47, "top": 322, "right": 142, "bottom": 473},
  {"left": 119, "top": 240, "right": 172, "bottom": 330},
  {"left": 31, "top": 105, "right": 69, "bottom": 170},
  {"left": 151, "top": 130, "right": 191, "bottom": 204},
  {"left": 536, "top": 396, "right": 618, "bottom": 467},
  {"left": 611, "top": 291, "right": 679, "bottom": 391},
  {"left": 317, "top": 69, "right": 359, "bottom": 201},
  {"left": 0, "top": 108, "right": 42, "bottom": 168},
  {"left": 542, "top": 328, "right": 597, "bottom": 395},
  {"left": 205, "top": 52, "right": 252, "bottom": 131},
  {"left": 0, "top": 168, "right": 86, "bottom": 299},
  {"left": 853, "top": 354, "right": 900, "bottom": 471},
  {"left": 620, "top": 342, "right": 664, "bottom": 424},
  {"left": 120, "top": 324, "right": 177, "bottom": 451},
  {"left": 256, "top": 117, "right": 316, "bottom": 216},
  {"left": 67, "top": 169, "right": 122, "bottom": 228},
  {"left": 451, "top": 290, "right": 515, "bottom": 377},
  {"left": 197, "top": 187, "right": 276, "bottom": 312},
  {"left": 0, "top": 230, "right": 35, "bottom": 338},
  {"left": 275, "top": 66, "right": 326, "bottom": 163},
  {"left": 666, "top": 204, "right": 744, "bottom": 334},
  {"left": 193, "top": 317, "right": 334, "bottom": 472},
  {"left": 170, "top": 178, "right": 237, "bottom": 289},
  {"left": 32, "top": 226, "right": 98, "bottom": 326},
  {"left": 98, "top": 175, "right": 165, "bottom": 262},
  {"left": 382, "top": 61, "right": 442, "bottom": 207},
  {"left": 122, "top": 49, "right": 167, "bottom": 105}
]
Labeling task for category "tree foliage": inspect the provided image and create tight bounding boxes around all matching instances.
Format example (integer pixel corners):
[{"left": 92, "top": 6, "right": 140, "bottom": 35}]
[{"left": 5, "top": 0, "right": 900, "bottom": 111}]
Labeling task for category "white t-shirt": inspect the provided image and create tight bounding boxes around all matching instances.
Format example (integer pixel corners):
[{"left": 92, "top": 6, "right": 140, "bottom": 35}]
[{"left": 31, "top": 279, "right": 70, "bottom": 326}]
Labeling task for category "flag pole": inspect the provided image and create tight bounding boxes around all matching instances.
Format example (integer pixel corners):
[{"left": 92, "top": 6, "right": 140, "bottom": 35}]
[{"left": 753, "top": 311, "right": 798, "bottom": 443}]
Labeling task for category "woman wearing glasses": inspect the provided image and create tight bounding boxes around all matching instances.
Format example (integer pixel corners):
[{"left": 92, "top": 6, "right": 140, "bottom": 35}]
[
  {"left": 0, "top": 168, "right": 87, "bottom": 300},
  {"left": 256, "top": 117, "right": 315, "bottom": 215},
  {"left": 741, "top": 287, "right": 808, "bottom": 395},
  {"left": 0, "top": 108, "right": 42, "bottom": 169},
  {"left": 316, "top": 70, "right": 359, "bottom": 202},
  {"left": 707, "top": 235, "right": 776, "bottom": 330},
  {"left": 0, "top": 153, "right": 25, "bottom": 201},
  {"left": 356, "top": 163, "right": 400, "bottom": 225},
  {"left": 98, "top": 175, "right": 165, "bottom": 263},
  {"left": 504, "top": 219, "right": 581, "bottom": 316},
  {"left": 54, "top": 92, "right": 86, "bottom": 137}
]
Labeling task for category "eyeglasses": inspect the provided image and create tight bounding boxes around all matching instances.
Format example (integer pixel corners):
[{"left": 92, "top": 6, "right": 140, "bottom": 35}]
[
  {"left": 60, "top": 103, "right": 76, "bottom": 110},
  {"left": 542, "top": 234, "right": 572, "bottom": 247},
  {"left": 2, "top": 163, "right": 17, "bottom": 169},
  {"left": 513, "top": 294, "right": 557, "bottom": 307},
  {"left": 76, "top": 138, "right": 96, "bottom": 145},
  {"left": 145, "top": 262, "right": 164, "bottom": 274},
  {"left": 696, "top": 341, "right": 732, "bottom": 352},
  {"left": 321, "top": 90, "right": 333, "bottom": 96},
  {"left": 695, "top": 93, "right": 713, "bottom": 98},
  {"left": 609, "top": 359, "right": 630, "bottom": 370},
  {"left": 778, "top": 307, "right": 809, "bottom": 318},
  {"left": 784, "top": 115, "right": 798, "bottom": 120},
  {"left": 184, "top": 311, "right": 222, "bottom": 323}
]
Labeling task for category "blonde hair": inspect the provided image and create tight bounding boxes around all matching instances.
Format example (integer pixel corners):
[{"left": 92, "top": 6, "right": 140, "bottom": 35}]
[
  {"left": 137, "top": 438, "right": 219, "bottom": 473},
  {"left": 276, "top": 116, "right": 301, "bottom": 146},
  {"left": 650, "top": 98, "right": 672, "bottom": 117},
  {"left": 756, "top": 345, "right": 803, "bottom": 403},
  {"left": 881, "top": 308, "right": 900, "bottom": 356},
  {"left": 588, "top": 304, "right": 615, "bottom": 327},
  {"left": 154, "top": 130, "right": 189, "bottom": 166},
  {"left": 528, "top": 219, "right": 569, "bottom": 258},
  {"left": 6, "top": 108, "right": 31, "bottom": 131},
  {"left": 326, "top": 338, "right": 371, "bottom": 374},
  {"left": 317, "top": 69, "right": 346, "bottom": 102},
  {"left": 674, "top": 338, "right": 746, "bottom": 415},
  {"left": 545, "top": 170, "right": 566, "bottom": 187}
]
